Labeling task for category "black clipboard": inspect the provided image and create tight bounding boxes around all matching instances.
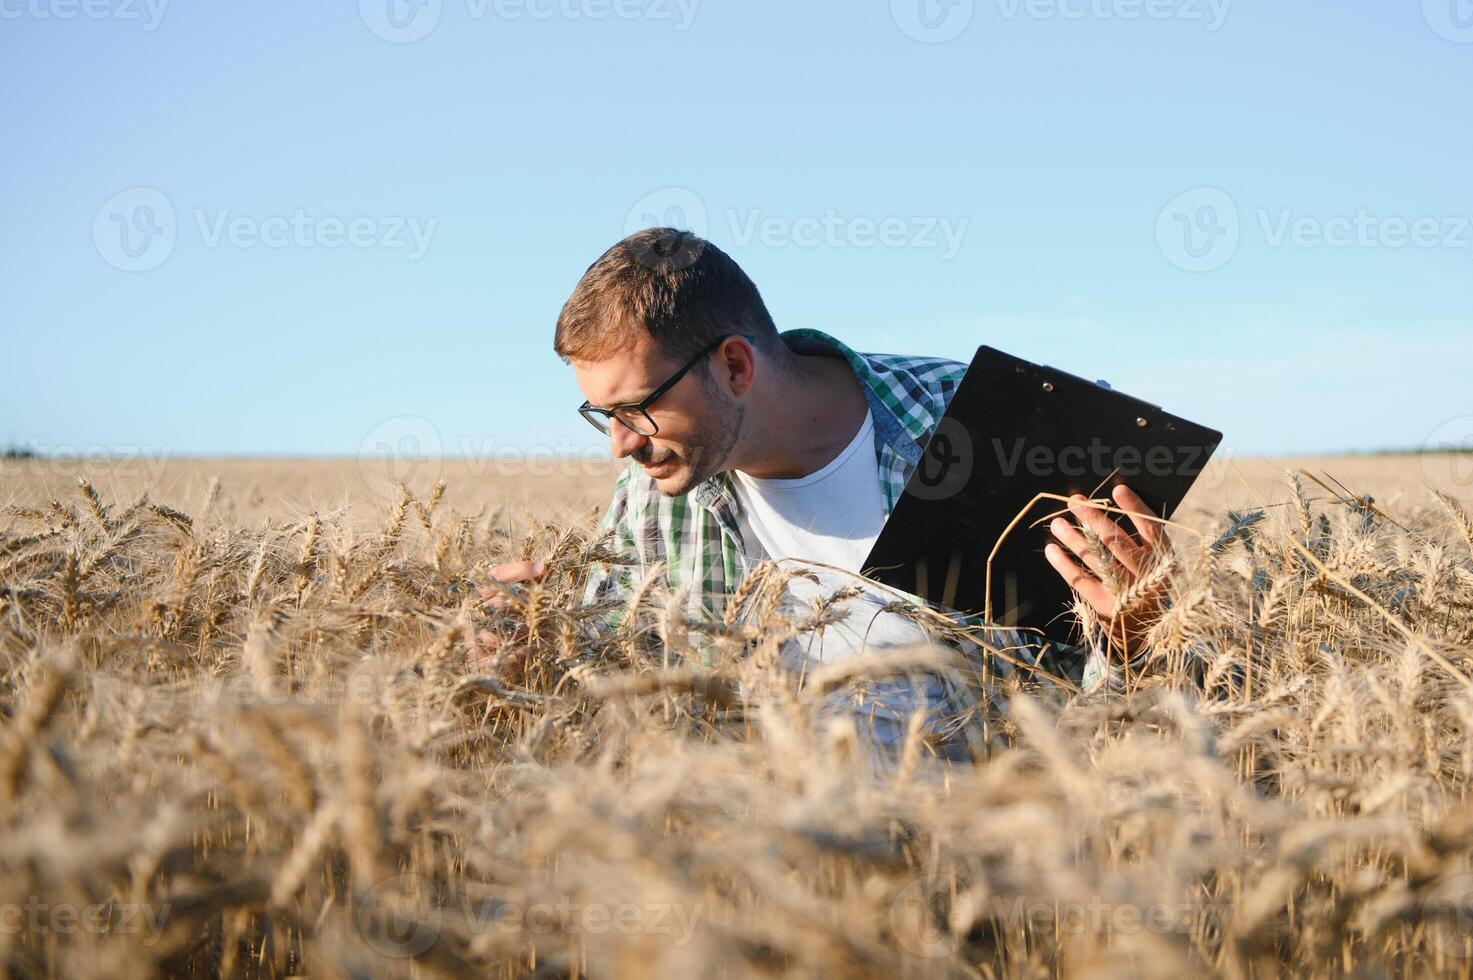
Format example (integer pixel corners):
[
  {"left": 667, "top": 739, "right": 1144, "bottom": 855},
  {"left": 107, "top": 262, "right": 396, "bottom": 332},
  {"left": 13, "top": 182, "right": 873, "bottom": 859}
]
[{"left": 862, "top": 346, "right": 1222, "bottom": 647}]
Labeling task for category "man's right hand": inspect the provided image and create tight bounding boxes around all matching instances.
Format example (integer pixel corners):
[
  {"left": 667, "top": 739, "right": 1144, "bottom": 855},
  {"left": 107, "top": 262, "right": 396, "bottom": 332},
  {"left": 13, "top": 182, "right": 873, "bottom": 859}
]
[{"left": 463, "top": 560, "right": 547, "bottom": 676}]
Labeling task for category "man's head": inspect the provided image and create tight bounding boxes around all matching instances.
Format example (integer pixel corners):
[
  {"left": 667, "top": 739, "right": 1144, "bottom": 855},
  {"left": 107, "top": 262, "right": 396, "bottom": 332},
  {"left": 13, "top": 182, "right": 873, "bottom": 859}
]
[{"left": 555, "top": 228, "right": 784, "bottom": 495}]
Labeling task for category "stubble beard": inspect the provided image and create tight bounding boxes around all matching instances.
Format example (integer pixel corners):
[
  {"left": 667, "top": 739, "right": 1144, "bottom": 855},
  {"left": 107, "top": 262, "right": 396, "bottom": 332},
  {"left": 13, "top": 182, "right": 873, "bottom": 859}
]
[{"left": 643, "top": 395, "right": 744, "bottom": 498}]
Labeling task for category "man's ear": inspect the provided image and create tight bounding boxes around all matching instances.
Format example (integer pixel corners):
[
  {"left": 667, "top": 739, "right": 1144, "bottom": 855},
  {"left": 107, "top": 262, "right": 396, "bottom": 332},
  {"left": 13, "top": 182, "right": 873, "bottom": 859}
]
[{"left": 715, "top": 336, "right": 757, "bottom": 397}]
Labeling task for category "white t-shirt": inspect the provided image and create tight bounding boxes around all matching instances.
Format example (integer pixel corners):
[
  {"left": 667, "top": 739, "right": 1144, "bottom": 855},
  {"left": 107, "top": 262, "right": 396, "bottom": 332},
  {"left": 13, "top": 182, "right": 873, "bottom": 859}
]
[{"left": 728, "top": 409, "right": 887, "bottom": 574}]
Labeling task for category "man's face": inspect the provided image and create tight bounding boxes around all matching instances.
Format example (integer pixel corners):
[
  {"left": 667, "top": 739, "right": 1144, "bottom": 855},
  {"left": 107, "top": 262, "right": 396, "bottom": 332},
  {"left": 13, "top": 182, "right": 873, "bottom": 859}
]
[{"left": 572, "top": 334, "right": 745, "bottom": 496}]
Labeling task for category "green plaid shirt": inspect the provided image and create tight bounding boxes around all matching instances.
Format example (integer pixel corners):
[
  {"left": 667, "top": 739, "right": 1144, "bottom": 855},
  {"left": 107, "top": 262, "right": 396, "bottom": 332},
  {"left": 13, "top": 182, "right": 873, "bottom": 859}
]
[{"left": 583, "top": 329, "right": 1107, "bottom": 754}]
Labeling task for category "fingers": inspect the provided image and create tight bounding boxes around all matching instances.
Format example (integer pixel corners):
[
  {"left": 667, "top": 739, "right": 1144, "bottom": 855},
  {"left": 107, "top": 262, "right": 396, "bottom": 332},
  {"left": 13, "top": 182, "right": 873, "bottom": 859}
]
[
  {"left": 491, "top": 560, "right": 547, "bottom": 584},
  {"left": 467, "top": 629, "right": 532, "bottom": 676},
  {"left": 473, "top": 586, "right": 509, "bottom": 609},
  {"left": 1049, "top": 516, "right": 1117, "bottom": 582},
  {"left": 1044, "top": 542, "right": 1116, "bottom": 618},
  {"left": 1066, "top": 493, "right": 1149, "bottom": 576},
  {"left": 1112, "top": 484, "right": 1167, "bottom": 552},
  {"left": 466, "top": 628, "right": 500, "bottom": 672},
  {"left": 474, "top": 560, "right": 548, "bottom": 607},
  {"left": 466, "top": 559, "right": 547, "bottom": 677},
  {"left": 1048, "top": 493, "right": 1173, "bottom": 655}
]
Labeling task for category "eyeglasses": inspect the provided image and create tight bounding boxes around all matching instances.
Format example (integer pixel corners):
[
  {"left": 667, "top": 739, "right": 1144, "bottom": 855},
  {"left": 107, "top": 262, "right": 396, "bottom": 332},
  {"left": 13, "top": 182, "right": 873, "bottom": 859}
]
[{"left": 577, "top": 333, "right": 752, "bottom": 437}]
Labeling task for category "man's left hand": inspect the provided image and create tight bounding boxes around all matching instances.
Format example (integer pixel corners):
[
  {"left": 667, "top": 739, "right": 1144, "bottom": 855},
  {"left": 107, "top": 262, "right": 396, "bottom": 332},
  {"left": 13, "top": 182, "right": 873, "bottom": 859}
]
[{"left": 1043, "top": 484, "right": 1171, "bottom": 658}]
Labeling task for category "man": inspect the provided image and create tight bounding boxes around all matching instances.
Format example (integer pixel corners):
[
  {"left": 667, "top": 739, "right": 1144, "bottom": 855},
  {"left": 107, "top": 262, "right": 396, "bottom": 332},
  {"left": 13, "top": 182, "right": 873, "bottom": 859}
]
[{"left": 475, "top": 228, "right": 1169, "bottom": 748}]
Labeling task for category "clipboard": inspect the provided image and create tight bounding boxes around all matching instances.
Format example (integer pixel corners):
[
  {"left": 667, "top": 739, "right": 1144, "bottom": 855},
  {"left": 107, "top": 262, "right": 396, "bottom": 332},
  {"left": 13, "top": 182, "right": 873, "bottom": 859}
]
[{"left": 862, "top": 346, "right": 1222, "bottom": 647}]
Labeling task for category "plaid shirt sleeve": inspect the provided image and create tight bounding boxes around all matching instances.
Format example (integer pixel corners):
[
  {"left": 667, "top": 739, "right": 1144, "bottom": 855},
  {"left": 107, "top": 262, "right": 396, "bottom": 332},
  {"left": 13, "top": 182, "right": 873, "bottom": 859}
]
[
  {"left": 579, "top": 462, "right": 744, "bottom": 637},
  {"left": 580, "top": 465, "right": 639, "bottom": 626}
]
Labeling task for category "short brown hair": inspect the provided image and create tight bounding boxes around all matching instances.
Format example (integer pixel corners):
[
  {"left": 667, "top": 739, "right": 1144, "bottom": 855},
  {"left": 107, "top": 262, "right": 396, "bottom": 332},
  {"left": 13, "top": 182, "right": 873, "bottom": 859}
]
[{"left": 554, "top": 228, "right": 780, "bottom": 364}]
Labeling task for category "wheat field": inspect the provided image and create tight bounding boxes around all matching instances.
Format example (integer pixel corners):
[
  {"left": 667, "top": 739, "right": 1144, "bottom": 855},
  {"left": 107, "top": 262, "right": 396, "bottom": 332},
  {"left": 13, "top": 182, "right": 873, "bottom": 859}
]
[{"left": 3, "top": 453, "right": 1473, "bottom": 978}]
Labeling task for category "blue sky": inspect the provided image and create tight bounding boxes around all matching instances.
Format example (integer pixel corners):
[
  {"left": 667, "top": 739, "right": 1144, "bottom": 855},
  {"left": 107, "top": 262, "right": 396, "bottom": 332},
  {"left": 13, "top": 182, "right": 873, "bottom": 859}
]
[{"left": 2, "top": 0, "right": 1470, "bottom": 460}]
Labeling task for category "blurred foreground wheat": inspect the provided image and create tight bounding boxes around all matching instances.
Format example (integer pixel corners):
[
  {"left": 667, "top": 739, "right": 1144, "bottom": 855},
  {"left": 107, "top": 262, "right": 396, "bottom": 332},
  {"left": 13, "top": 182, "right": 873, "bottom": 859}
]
[{"left": 3, "top": 473, "right": 1473, "bottom": 978}]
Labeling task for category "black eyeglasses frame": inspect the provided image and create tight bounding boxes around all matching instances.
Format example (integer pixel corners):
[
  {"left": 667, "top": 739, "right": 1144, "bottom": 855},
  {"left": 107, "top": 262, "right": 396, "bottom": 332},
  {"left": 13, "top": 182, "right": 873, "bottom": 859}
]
[{"left": 577, "top": 333, "right": 754, "bottom": 437}]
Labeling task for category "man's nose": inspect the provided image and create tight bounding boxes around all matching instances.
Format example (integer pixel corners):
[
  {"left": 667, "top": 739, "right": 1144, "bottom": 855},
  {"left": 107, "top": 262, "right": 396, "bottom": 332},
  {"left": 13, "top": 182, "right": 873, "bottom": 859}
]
[{"left": 609, "top": 421, "right": 647, "bottom": 460}]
